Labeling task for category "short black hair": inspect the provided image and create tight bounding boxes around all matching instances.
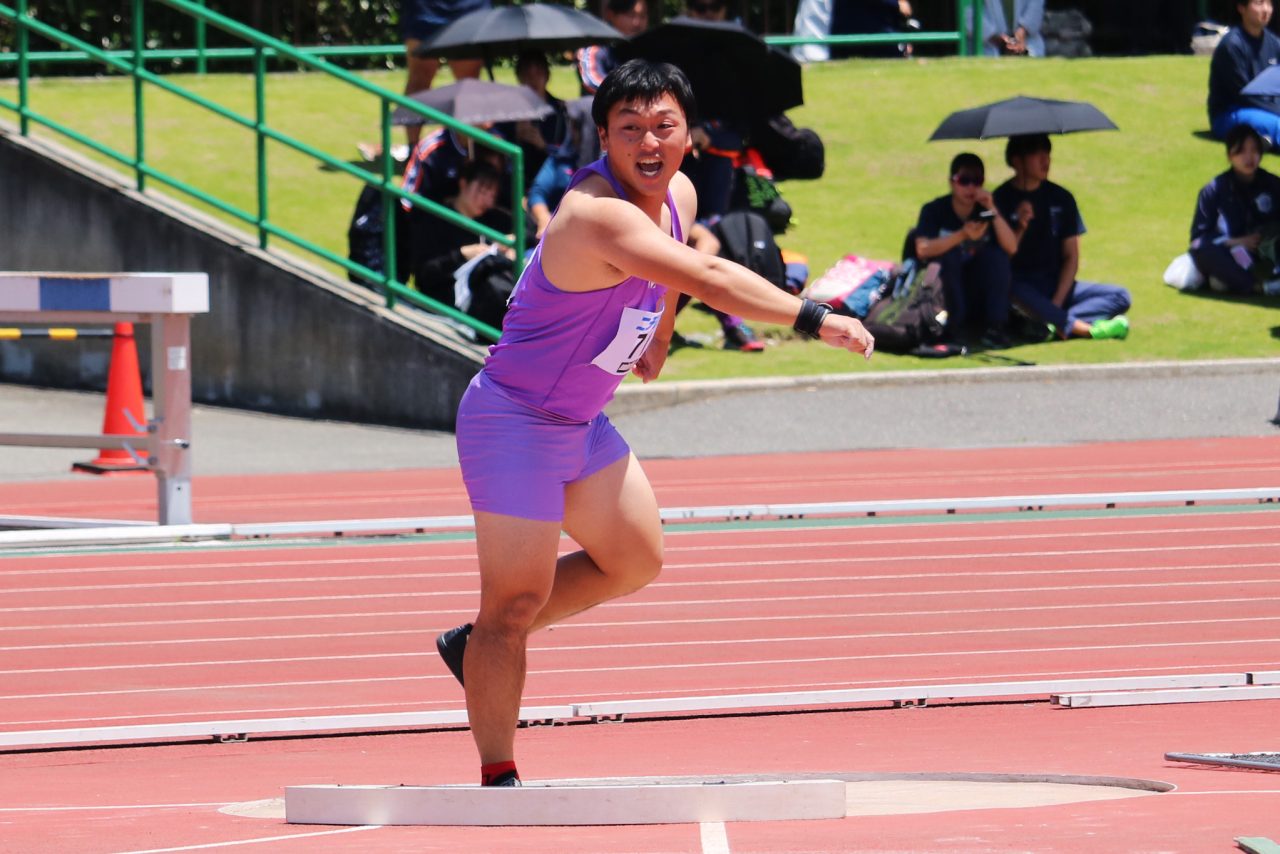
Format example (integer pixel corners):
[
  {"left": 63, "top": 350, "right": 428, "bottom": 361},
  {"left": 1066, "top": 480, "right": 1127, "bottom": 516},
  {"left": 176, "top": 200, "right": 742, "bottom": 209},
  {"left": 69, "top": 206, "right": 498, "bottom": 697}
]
[
  {"left": 515, "top": 50, "right": 549, "bottom": 77},
  {"left": 1005, "top": 133, "right": 1052, "bottom": 166},
  {"left": 592, "top": 58, "right": 698, "bottom": 129},
  {"left": 603, "top": 0, "right": 646, "bottom": 15},
  {"left": 1225, "top": 123, "right": 1265, "bottom": 155},
  {"left": 460, "top": 158, "right": 502, "bottom": 187},
  {"left": 949, "top": 152, "right": 984, "bottom": 179}
]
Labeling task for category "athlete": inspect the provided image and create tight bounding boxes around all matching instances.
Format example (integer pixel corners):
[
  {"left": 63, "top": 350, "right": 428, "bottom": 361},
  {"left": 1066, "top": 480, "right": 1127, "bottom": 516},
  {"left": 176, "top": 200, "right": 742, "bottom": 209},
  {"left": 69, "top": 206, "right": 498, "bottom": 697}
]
[{"left": 437, "top": 60, "right": 874, "bottom": 788}]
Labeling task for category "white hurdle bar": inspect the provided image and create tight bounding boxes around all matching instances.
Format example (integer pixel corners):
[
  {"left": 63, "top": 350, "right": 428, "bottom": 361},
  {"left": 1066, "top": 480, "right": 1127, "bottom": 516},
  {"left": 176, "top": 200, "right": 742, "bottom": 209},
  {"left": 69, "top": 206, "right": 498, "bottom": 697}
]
[
  {"left": 4, "top": 672, "right": 1278, "bottom": 750},
  {"left": 0, "top": 273, "right": 210, "bottom": 525},
  {"left": 2, "top": 487, "right": 1278, "bottom": 549}
]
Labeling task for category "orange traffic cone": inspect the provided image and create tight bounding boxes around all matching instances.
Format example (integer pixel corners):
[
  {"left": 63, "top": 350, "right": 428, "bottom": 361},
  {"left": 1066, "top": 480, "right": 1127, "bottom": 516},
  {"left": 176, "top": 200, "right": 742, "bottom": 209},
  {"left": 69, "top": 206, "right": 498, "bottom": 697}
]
[{"left": 72, "top": 322, "right": 150, "bottom": 475}]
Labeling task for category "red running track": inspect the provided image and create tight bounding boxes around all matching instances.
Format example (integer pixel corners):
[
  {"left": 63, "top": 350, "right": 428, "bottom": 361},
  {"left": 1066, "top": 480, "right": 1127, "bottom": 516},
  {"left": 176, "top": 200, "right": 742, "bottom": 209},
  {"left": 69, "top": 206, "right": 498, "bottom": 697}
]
[{"left": 1, "top": 436, "right": 1278, "bottom": 852}]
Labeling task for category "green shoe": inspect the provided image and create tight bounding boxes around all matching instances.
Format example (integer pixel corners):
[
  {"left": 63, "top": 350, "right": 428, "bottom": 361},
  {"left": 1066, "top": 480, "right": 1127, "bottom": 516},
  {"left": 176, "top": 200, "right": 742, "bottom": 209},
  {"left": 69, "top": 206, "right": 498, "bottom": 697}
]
[{"left": 1090, "top": 315, "right": 1130, "bottom": 340}]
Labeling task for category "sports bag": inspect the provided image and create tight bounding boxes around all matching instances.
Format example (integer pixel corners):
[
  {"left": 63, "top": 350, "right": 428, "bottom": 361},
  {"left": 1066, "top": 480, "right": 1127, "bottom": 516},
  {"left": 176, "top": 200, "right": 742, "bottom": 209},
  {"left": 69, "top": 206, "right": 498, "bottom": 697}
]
[
  {"left": 713, "top": 210, "right": 787, "bottom": 290},
  {"left": 862, "top": 260, "right": 948, "bottom": 352}
]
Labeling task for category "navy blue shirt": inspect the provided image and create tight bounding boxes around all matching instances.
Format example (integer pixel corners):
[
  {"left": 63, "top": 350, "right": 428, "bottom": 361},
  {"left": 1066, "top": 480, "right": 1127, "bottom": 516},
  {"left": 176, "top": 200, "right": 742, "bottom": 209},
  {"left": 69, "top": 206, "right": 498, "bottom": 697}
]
[
  {"left": 1189, "top": 167, "right": 1280, "bottom": 250},
  {"left": 992, "top": 179, "right": 1084, "bottom": 284},
  {"left": 1207, "top": 26, "right": 1280, "bottom": 119},
  {"left": 915, "top": 194, "right": 992, "bottom": 254}
]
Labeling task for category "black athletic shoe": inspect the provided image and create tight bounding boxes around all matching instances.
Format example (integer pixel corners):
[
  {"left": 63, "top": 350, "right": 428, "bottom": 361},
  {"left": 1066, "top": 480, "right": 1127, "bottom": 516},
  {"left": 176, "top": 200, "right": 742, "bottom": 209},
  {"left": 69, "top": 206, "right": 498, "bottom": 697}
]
[
  {"left": 485, "top": 771, "right": 521, "bottom": 787},
  {"left": 436, "top": 623, "right": 472, "bottom": 687}
]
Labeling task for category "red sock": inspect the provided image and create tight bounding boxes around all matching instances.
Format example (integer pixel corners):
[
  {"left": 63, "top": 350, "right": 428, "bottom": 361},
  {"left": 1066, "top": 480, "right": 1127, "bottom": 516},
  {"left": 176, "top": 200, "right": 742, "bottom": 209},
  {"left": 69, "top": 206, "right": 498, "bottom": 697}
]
[{"left": 480, "top": 760, "right": 519, "bottom": 786}]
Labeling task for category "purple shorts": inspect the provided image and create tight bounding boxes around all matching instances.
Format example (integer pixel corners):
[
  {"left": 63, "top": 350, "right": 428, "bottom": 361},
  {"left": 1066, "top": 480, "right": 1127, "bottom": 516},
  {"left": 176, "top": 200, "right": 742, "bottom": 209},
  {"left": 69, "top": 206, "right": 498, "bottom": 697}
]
[{"left": 455, "top": 372, "right": 630, "bottom": 522}]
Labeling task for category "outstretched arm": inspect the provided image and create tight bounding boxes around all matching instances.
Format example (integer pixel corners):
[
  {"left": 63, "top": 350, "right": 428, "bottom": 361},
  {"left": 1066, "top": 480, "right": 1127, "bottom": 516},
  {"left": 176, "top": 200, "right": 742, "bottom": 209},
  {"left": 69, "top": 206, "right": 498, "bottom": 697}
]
[{"left": 573, "top": 194, "right": 873, "bottom": 357}]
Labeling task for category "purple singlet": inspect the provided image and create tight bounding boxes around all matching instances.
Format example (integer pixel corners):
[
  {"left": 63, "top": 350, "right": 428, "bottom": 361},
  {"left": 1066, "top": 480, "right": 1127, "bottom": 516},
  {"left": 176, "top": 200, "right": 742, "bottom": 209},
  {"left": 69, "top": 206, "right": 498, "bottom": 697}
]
[{"left": 481, "top": 157, "right": 683, "bottom": 422}]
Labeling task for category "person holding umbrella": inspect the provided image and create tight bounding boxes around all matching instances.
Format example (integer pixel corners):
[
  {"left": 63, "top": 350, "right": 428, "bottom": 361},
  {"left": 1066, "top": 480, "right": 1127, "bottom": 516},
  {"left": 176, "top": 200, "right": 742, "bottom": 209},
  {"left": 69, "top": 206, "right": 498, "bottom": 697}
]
[
  {"left": 1189, "top": 124, "right": 1280, "bottom": 296},
  {"left": 1208, "top": 0, "right": 1280, "bottom": 146},
  {"left": 992, "top": 134, "right": 1131, "bottom": 341},
  {"left": 434, "top": 59, "right": 874, "bottom": 787}
]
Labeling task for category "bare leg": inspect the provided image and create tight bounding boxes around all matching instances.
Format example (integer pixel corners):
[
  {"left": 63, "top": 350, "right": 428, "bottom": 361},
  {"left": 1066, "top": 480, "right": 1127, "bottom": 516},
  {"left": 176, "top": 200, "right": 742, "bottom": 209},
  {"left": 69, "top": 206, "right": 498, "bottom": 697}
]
[
  {"left": 464, "top": 512, "right": 561, "bottom": 765},
  {"left": 463, "top": 454, "right": 663, "bottom": 765},
  {"left": 531, "top": 453, "right": 664, "bottom": 631}
]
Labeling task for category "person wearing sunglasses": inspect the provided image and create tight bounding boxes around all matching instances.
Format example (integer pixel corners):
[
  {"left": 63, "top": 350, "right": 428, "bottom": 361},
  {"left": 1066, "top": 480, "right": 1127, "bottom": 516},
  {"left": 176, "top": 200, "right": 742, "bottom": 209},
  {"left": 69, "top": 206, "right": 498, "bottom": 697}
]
[{"left": 913, "top": 152, "right": 1017, "bottom": 348}]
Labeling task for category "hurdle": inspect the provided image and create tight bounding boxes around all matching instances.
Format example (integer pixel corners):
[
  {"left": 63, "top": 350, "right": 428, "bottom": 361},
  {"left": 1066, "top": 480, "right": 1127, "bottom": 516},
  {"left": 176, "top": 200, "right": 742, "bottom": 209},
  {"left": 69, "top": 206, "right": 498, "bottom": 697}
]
[{"left": 0, "top": 273, "right": 209, "bottom": 525}]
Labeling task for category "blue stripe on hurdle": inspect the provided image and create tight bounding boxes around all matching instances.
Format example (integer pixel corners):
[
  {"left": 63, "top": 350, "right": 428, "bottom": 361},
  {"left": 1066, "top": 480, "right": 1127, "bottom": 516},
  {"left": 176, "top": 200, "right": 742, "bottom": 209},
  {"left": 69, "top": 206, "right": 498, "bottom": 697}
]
[{"left": 38, "top": 278, "right": 112, "bottom": 311}]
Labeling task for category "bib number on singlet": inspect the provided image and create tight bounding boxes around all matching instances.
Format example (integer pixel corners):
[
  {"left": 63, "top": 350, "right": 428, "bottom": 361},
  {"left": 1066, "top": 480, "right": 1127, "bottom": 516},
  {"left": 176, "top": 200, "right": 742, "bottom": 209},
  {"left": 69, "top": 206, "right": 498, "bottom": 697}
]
[{"left": 590, "top": 306, "right": 664, "bottom": 376}]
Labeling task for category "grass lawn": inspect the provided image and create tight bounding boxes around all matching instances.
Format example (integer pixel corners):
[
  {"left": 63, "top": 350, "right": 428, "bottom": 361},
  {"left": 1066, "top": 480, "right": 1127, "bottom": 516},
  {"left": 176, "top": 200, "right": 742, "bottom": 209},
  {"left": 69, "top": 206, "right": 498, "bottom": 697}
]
[{"left": 3, "top": 54, "right": 1278, "bottom": 380}]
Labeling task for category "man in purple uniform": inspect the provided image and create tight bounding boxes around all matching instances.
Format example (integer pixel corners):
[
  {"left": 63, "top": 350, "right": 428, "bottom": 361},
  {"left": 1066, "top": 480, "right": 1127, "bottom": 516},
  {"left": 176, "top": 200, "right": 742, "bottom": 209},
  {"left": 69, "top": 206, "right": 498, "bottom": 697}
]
[{"left": 437, "top": 60, "right": 875, "bottom": 788}]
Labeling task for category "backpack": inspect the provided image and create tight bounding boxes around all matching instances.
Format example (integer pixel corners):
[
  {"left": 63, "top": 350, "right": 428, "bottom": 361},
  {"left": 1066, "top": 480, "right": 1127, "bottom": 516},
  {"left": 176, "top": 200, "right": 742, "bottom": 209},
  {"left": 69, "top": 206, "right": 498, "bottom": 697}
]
[
  {"left": 861, "top": 260, "right": 948, "bottom": 353},
  {"left": 750, "top": 114, "right": 825, "bottom": 181},
  {"left": 713, "top": 210, "right": 787, "bottom": 291},
  {"left": 347, "top": 184, "right": 385, "bottom": 286},
  {"left": 729, "top": 163, "right": 793, "bottom": 234}
]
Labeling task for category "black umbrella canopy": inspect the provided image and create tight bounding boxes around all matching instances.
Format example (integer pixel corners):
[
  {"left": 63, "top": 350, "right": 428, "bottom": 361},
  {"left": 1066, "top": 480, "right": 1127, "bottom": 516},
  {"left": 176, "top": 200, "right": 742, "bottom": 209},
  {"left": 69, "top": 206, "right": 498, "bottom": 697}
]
[
  {"left": 392, "top": 79, "right": 554, "bottom": 127},
  {"left": 618, "top": 17, "right": 803, "bottom": 124},
  {"left": 415, "top": 4, "right": 623, "bottom": 61},
  {"left": 929, "top": 96, "right": 1118, "bottom": 141}
]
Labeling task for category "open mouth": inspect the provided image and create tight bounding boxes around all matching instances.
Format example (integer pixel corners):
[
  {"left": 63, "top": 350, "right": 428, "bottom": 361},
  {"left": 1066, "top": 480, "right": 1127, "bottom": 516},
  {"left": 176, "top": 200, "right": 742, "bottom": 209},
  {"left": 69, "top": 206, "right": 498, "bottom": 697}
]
[{"left": 637, "top": 158, "right": 663, "bottom": 178}]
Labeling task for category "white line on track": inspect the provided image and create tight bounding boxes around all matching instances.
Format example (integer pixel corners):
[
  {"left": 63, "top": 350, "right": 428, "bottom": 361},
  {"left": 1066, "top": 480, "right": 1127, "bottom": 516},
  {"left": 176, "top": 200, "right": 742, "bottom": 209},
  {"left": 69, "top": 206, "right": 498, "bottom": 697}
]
[
  {"left": 2, "top": 594, "right": 1277, "bottom": 638},
  {"left": 6, "top": 573, "right": 1280, "bottom": 616},
  {"left": 8, "top": 550, "right": 1280, "bottom": 597},
  {"left": 701, "top": 821, "right": 731, "bottom": 854},
  {"left": 112, "top": 825, "right": 381, "bottom": 853},
  {"left": 5, "top": 616, "right": 1278, "bottom": 676},
  {"left": 0, "top": 803, "right": 231, "bottom": 812},
  {"left": 5, "top": 639, "right": 1280, "bottom": 702}
]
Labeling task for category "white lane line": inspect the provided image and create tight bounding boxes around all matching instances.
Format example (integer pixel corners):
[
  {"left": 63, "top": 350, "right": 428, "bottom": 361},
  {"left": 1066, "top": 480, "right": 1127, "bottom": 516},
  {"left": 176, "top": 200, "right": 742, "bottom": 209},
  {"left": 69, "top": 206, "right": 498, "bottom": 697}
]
[
  {"left": 2, "top": 594, "right": 1277, "bottom": 638},
  {"left": 9, "top": 550, "right": 1280, "bottom": 597},
  {"left": 8, "top": 598, "right": 1279, "bottom": 651},
  {"left": 0, "top": 803, "right": 230, "bottom": 812},
  {"left": 6, "top": 558, "right": 1280, "bottom": 616},
  {"left": 5, "top": 639, "right": 1280, "bottom": 702},
  {"left": 5, "top": 616, "right": 1278, "bottom": 676},
  {"left": 701, "top": 821, "right": 731, "bottom": 854},
  {"left": 112, "top": 824, "right": 380, "bottom": 853}
]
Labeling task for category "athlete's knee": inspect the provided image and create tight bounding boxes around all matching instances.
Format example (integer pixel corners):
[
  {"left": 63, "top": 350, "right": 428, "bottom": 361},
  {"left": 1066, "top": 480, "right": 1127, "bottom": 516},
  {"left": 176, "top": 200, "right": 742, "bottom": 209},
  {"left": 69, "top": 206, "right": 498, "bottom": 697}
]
[
  {"left": 617, "top": 541, "right": 664, "bottom": 590},
  {"left": 478, "top": 589, "right": 548, "bottom": 633}
]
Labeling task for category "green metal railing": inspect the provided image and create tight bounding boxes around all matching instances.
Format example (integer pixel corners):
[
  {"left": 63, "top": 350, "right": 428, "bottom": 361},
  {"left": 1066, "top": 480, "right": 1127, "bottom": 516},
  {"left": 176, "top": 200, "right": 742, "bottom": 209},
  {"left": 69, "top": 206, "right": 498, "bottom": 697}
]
[
  {"left": 0, "top": 1, "right": 983, "bottom": 69},
  {"left": 0, "top": 0, "right": 526, "bottom": 342}
]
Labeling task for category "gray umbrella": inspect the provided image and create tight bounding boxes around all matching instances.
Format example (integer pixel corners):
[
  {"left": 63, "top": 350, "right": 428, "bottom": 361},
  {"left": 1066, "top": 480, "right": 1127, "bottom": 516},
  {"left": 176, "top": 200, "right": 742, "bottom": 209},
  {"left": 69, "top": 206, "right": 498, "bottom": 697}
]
[
  {"left": 392, "top": 79, "right": 553, "bottom": 127},
  {"left": 929, "top": 96, "right": 1118, "bottom": 141},
  {"left": 415, "top": 3, "right": 622, "bottom": 63}
]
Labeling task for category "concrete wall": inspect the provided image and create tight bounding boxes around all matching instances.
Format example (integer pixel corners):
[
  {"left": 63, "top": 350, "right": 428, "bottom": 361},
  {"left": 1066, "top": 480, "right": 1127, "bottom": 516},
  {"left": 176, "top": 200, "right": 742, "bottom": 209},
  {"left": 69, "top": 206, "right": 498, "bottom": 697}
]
[{"left": 0, "top": 129, "right": 484, "bottom": 431}]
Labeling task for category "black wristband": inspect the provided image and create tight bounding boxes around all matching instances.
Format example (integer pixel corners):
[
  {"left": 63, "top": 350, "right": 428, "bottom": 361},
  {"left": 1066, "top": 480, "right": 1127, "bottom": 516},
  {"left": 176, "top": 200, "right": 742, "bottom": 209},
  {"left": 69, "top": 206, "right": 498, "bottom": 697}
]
[{"left": 793, "top": 298, "right": 831, "bottom": 338}]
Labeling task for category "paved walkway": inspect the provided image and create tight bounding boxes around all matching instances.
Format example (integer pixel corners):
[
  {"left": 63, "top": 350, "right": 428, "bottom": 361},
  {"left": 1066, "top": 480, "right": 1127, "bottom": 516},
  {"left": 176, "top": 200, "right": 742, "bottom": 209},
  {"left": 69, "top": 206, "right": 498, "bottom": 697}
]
[{"left": 1, "top": 358, "right": 1277, "bottom": 480}]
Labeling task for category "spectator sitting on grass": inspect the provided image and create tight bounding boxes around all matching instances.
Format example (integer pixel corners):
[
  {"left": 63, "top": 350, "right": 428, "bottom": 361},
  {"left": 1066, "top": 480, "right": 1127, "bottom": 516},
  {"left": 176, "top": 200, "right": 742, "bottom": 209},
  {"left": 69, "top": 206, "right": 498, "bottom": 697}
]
[
  {"left": 407, "top": 158, "right": 515, "bottom": 316},
  {"left": 992, "top": 134, "right": 1131, "bottom": 341},
  {"left": 913, "top": 152, "right": 1017, "bottom": 348},
  {"left": 1189, "top": 124, "right": 1280, "bottom": 296},
  {"left": 1208, "top": 0, "right": 1280, "bottom": 146}
]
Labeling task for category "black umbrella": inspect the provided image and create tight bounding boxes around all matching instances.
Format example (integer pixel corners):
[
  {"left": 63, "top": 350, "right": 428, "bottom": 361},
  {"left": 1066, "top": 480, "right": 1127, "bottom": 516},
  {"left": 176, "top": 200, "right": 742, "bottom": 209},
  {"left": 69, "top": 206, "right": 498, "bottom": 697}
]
[
  {"left": 392, "top": 79, "right": 553, "bottom": 127},
  {"left": 928, "top": 96, "right": 1118, "bottom": 141},
  {"left": 617, "top": 17, "right": 803, "bottom": 124},
  {"left": 415, "top": 3, "right": 623, "bottom": 65}
]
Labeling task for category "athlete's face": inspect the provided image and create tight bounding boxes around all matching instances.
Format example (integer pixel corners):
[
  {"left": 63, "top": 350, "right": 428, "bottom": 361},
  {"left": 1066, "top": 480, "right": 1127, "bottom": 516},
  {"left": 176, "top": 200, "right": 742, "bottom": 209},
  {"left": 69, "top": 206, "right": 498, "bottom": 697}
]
[{"left": 599, "top": 93, "right": 692, "bottom": 199}]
